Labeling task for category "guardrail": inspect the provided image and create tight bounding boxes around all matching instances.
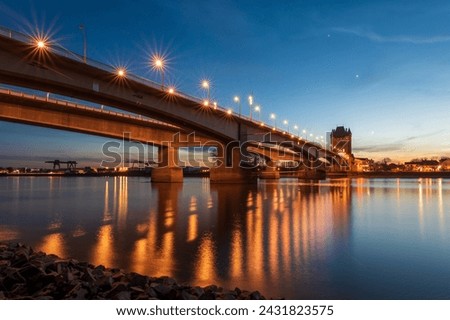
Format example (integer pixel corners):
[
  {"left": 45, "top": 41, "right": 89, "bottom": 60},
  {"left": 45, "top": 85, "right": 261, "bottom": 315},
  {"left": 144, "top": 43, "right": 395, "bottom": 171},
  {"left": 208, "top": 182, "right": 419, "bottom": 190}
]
[{"left": 0, "top": 87, "right": 179, "bottom": 128}]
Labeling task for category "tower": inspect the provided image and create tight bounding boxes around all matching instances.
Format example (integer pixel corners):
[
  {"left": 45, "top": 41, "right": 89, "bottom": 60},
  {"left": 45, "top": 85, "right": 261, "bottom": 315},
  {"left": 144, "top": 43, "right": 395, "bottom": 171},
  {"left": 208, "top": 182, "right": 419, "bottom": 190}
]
[{"left": 330, "top": 126, "right": 352, "bottom": 157}]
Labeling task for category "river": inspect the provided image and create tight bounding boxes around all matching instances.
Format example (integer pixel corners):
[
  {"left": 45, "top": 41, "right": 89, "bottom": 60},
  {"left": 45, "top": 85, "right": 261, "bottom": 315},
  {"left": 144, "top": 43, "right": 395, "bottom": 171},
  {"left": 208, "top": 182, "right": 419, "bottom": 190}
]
[{"left": 1, "top": 176, "right": 449, "bottom": 299}]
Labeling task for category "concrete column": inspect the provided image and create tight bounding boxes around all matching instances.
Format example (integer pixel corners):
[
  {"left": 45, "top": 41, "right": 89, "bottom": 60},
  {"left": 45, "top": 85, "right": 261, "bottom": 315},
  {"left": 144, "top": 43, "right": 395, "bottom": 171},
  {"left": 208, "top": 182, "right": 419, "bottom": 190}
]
[
  {"left": 151, "top": 145, "right": 183, "bottom": 183},
  {"left": 258, "top": 161, "right": 280, "bottom": 179},
  {"left": 210, "top": 146, "right": 257, "bottom": 184},
  {"left": 296, "top": 160, "right": 327, "bottom": 180}
]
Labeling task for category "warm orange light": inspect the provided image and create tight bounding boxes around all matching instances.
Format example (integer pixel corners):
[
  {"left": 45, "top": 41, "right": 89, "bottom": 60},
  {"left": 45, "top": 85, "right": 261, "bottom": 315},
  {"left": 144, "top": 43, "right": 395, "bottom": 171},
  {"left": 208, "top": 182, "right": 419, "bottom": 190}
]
[
  {"left": 151, "top": 55, "right": 165, "bottom": 70},
  {"left": 168, "top": 87, "right": 175, "bottom": 94},
  {"left": 117, "top": 68, "right": 126, "bottom": 77},
  {"left": 213, "top": 102, "right": 217, "bottom": 109},
  {"left": 203, "top": 100, "right": 209, "bottom": 106},
  {"left": 36, "top": 40, "right": 46, "bottom": 49},
  {"left": 227, "top": 109, "right": 232, "bottom": 115}
]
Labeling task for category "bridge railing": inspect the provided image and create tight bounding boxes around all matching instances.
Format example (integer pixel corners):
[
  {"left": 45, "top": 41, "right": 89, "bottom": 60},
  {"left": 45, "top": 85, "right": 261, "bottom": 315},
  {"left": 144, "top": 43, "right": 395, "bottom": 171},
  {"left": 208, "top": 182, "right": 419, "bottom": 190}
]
[{"left": 0, "top": 87, "right": 179, "bottom": 128}]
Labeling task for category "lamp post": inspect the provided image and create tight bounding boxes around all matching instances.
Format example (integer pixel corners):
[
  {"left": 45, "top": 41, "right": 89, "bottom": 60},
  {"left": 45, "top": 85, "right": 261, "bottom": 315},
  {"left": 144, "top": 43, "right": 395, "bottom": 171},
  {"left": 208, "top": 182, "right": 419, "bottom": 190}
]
[
  {"left": 234, "top": 96, "right": 241, "bottom": 117},
  {"left": 294, "top": 125, "right": 299, "bottom": 137},
  {"left": 79, "top": 24, "right": 87, "bottom": 63},
  {"left": 202, "top": 80, "right": 210, "bottom": 101},
  {"left": 302, "top": 129, "right": 307, "bottom": 139},
  {"left": 283, "top": 120, "right": 289, "bottom": 133},
  {"left": 248, "top": 95, "right": 253, "bottom": 119},
  {"left": 254, "top": 105, "right": 261, "bottom": 121},
  {"left": 270, "top": 113, "right": 276, "bottom": 128}
]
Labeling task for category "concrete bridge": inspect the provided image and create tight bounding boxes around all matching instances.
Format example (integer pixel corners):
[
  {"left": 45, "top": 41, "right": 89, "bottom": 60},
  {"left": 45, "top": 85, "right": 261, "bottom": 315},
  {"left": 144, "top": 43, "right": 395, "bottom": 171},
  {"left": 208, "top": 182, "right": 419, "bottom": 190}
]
[{"left": 0, "top": 27, "right": 348, "bottom": 182}]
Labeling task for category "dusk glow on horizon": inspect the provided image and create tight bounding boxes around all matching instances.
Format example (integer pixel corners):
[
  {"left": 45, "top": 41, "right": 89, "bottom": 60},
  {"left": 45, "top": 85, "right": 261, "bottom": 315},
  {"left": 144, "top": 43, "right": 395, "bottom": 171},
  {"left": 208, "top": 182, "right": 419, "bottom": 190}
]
[{"left": 1, "top": 0, "right": 450, "bottom": 167}]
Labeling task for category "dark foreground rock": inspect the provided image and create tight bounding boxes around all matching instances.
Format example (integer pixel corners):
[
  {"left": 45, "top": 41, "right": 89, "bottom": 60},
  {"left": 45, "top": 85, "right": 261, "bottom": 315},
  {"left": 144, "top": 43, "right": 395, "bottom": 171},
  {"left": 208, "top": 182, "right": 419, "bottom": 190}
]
[{"left": 0, "top": 242, "right": 265, "bottom": 300}]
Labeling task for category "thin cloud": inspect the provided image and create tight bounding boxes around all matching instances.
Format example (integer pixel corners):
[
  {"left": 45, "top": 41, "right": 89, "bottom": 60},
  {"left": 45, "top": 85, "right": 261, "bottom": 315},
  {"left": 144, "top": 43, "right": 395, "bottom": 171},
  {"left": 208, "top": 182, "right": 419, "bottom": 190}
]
[
  {"left": 333, "top": 27, "right": 450, "bottom": 44},
  {"left": 353, "top": 143, "right": 403, "bottom": 153}
]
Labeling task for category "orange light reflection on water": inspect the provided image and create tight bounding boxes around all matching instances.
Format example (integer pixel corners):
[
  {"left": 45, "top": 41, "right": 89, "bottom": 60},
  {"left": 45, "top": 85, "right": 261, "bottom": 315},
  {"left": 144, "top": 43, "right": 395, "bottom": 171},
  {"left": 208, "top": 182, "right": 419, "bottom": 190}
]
[{"left": 194, "top": 233, "right": 217, "bottom": 285}]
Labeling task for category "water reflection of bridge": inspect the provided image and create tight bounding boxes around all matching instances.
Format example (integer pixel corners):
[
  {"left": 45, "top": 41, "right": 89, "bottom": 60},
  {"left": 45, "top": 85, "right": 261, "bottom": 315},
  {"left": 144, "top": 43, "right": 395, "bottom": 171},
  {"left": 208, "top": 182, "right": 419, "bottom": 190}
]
[{"left": 84, "top": 178, "right": 353, "bottom": 297}]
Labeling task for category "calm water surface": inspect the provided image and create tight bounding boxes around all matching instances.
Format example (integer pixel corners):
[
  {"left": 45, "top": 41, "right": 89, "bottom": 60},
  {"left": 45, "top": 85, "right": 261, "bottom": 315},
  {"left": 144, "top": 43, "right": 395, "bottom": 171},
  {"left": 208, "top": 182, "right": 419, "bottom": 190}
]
[{"left": 1, "top": 176, "right": 449, "bottom": 299}]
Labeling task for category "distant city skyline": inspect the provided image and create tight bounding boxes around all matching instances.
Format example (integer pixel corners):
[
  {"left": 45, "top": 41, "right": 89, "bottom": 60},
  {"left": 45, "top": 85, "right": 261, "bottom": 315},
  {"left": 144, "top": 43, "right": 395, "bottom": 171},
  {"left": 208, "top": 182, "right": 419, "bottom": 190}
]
[{"left": 1, "top": 0, "right": 450, "bottom": 167}]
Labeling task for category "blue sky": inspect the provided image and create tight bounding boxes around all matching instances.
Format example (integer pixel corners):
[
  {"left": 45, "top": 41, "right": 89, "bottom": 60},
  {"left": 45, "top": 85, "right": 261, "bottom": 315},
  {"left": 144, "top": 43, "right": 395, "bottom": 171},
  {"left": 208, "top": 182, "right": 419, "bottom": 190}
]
[{"left": 1, "top": 0, "right": 450, "bottom": 166}]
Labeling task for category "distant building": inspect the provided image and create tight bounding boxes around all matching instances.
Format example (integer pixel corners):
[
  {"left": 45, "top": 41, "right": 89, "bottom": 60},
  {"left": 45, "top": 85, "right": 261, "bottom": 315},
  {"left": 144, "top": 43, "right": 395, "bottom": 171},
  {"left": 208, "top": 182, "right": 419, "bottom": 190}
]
[
  {"left": 404, "top": 160, "right": 440, "bottom": 172},
  {"left": 330, "top": 126, "right": 352, "bottom": 156},
  {"left": 353, "top": 157, "right": 374, "bottom": 172},
  {"left": 440, "top": 159, "right": 450, "bottom": 171}
]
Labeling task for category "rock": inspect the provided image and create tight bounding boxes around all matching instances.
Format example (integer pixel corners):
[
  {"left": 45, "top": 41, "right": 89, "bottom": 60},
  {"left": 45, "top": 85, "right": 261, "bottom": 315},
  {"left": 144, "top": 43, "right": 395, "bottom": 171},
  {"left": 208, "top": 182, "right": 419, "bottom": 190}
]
[
  {"left": 180, "top": 290, "right": 198, "bottom": 300},
  {"left": 199, "top": 290, "right": 216, "bottom": 300},
  {"left": 204, "top": 284, "right": 218, "bottom": 292},
  {"left": 146, "top": 287, "right": 158, "bottom": 298},
  {"left": 250, "top": 291, "right": 263, "bottom": 300},
  {"left": 189, "top": 286, "right": 204, "bottom": 297},
  {"left": 153, "top": 284, "right": 177, "bottom": 299},
  {"left": 0, "top": 242, "right": 269, "bottom": 300},
  {"left": 114, "top": 291, "right": 131, "bottom": 300},
  {"left": 129, "top": 273, "right": 148, "bottom": 287}
]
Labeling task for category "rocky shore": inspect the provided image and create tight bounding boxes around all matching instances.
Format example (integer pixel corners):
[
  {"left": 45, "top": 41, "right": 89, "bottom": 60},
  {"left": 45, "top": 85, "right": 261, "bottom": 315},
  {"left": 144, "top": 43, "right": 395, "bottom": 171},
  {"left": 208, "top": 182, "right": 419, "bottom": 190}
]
[{"left": 0, "top": 242, "right": 265, "bottom": 300}]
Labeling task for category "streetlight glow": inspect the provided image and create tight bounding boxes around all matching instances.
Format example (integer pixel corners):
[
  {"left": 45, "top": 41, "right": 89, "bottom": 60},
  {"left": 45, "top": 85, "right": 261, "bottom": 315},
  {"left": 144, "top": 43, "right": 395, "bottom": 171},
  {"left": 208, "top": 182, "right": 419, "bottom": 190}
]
[
  {"left": 116, "top": 68, "right": 126, "bottom": 77},
  {"left": 151, "top": 55, "right": 166, "bottom": 88},
  {"left": 201, "top": 80, "right": 210, "bottom": 100},
  {"left": 254, "top": 105, "right": 261, "bottom": 121},
  {"left": 233, "top": 96, "right": 241, "bottom": 116},
  {"left": 37, "top": 40, "right": 46, "bottom": 49},
  {"left": 168, "top": 87, "right": 175, "bottom": 94}
]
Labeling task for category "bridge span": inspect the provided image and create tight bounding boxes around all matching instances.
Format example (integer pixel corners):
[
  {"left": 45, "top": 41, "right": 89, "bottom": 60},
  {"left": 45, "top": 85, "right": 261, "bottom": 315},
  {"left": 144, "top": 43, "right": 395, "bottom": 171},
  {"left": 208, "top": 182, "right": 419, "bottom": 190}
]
[{"left": 0, "top": 27, "right": 348, "bottom": 182}]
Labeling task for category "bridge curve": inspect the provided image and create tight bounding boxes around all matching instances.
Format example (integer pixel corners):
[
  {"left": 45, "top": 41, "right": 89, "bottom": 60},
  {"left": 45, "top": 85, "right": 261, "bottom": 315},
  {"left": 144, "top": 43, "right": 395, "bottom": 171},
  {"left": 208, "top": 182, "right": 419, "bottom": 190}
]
[{"left": 0, "top": 27, "right": 348, "bottom": 181}]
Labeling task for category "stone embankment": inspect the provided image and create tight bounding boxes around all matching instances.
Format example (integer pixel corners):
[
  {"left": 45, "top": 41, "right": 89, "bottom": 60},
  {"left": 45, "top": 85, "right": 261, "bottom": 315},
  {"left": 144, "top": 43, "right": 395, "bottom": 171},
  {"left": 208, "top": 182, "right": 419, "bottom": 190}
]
[{"left": 0, "top": 242, "right": 265, "bottom": 300}]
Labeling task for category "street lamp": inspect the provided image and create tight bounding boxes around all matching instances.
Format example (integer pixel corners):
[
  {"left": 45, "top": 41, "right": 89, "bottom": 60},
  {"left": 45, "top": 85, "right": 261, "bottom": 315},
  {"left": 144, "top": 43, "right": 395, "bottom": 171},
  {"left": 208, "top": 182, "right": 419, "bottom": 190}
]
[
  {"left": 116, "top": 67, "right": 126, "bottom": 78},
  {"left": 294, "top": 125, "right": 299, "bottom": 137},
  {"left": 79, "top": 24, "right": 87, "bottom": 63},
  {"left": 36, "top": 40, "right": 46, "bottom": 49},
  {"left": 233, "top": 96, "right": 241, "bottom": 116},
  {"left": 254, "top": 105, "right": 261, "bottom": 121},
  {"left": 302, "top": 129, "right": 307, "bottom": 139},
  {"left": 270, "top": 113, "right": 276, "bottom": 128},
  {"left": 283, "top": 120, "right": 289, "bottom": 133},
  {"left": 152, "top": 55, "right": 165, "bottom": 88},
  {"left": 202, "top": 80, "right": 210, "bottom": 100},
  {"left": 248, "top": 95, "right": 253, "bottom": 119}
]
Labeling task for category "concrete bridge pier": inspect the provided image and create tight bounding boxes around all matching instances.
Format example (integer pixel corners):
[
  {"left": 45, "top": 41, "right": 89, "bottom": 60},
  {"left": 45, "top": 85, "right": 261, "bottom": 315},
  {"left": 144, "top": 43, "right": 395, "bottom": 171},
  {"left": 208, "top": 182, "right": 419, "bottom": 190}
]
[
  {"left": 151, "top": 145, "right": 183, "bottom": 183},
  {"left": 296, "top": 167, "right": 327, "bottom": 180},
  {"left": 210, "top": 147, "right": 257, "bottom": 184},
  {"left": 258, "top": 162, "right": 280, "bottom": 179}
]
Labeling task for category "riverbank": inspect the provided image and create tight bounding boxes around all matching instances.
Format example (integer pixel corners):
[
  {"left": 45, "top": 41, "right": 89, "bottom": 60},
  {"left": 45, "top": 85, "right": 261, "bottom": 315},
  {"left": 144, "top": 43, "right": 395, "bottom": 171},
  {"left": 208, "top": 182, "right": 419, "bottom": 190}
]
[
  {"left": 0, "top": 242, "right": 265, "bottom": 300},
  {"left": 346, "top": 171, "right": 450, "bottom": 179}
]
